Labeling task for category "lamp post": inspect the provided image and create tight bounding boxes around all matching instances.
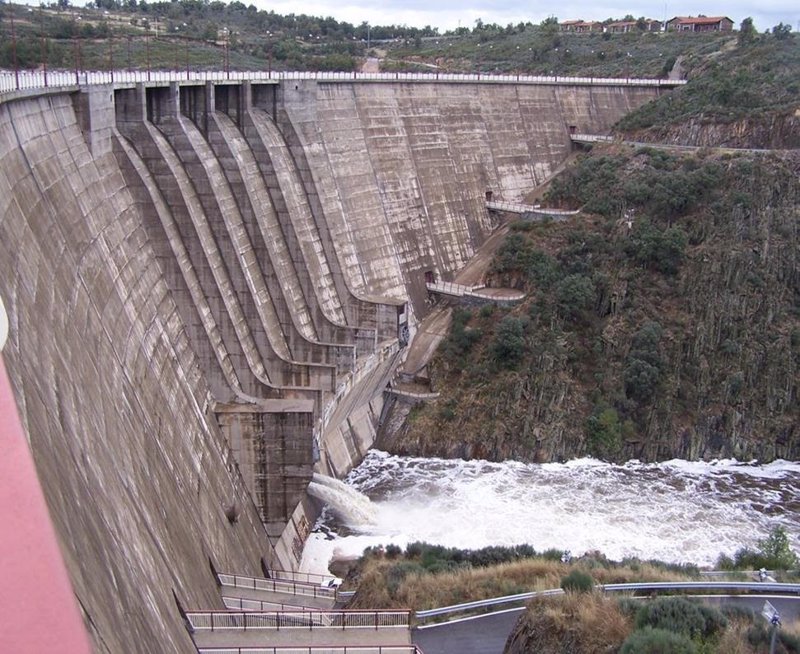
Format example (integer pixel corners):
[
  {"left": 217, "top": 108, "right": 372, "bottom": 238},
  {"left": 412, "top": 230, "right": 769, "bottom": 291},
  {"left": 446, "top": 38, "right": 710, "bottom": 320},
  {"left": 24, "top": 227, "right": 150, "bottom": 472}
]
[
  {"left": 224, "top": 28, "right": 230, "bottom": 79},
  {"left": 145, "top": 31, "right": 151, "bottom": 81},
  {"left": 40, "top": 7, "right": 48, "bottom": 87},
  {"left": 108, "top": 35, "right": 114, "bottom": 82},
  {"left": 10, "top": 7, "right": 19, "bottom": 90},
  {"left": 73, "top": 38, "right": 81, "bottom": 85}
]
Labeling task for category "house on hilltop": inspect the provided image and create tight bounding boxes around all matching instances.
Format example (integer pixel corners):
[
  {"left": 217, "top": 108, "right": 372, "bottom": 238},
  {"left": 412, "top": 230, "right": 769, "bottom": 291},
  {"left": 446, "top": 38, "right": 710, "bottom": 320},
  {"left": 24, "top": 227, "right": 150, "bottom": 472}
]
[
  {"left": 666, "top": 16, "right": 734, "bottom": 31},
  {"left": 606, "top": 19, "right": 663, "bottom": 33},
  {"left": 559, "top": 19, "right": 603, "bottom": 33}
]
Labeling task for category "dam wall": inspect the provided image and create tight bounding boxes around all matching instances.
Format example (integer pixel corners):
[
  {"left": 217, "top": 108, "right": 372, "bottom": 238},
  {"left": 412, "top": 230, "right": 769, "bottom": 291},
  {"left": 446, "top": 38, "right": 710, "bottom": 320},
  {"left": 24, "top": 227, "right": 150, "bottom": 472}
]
[
  {"left": 0, "top": 91, "right": 274, "bottom": 653},
  {"left": 0, "top": 75, "right": 664, "bottom": 651},
  {"left": 282, "top": 81, "right": 660, "bottom": 310}
]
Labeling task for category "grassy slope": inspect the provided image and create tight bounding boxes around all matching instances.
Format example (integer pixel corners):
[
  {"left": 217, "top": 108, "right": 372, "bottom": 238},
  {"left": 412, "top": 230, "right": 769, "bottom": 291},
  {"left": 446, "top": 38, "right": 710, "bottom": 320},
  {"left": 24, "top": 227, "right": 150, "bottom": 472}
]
[{"left": 346, "top": 545, "right": 695, "bottom": 612}]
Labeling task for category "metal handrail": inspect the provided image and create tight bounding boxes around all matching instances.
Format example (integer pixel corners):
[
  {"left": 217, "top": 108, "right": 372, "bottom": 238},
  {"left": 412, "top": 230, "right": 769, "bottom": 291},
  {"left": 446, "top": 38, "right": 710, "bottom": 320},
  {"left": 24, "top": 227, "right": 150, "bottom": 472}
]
[
  {"left": 222, "top": 597, "right": 312, "bottom": 612},
  {"left": 0, "top": 69, "right": 687, "bottom": 96},
  {"left": 415, "top": 581, "right": 800, "bottom": 619},
  {"left": 269, "top": 569, "right": 340, "bottom": 586},
  {"left": 218, "top": 573, "right": 337, "bottom": 600},
  {"left": 187, "top": 609, "right": 411, "bottom": 631}
]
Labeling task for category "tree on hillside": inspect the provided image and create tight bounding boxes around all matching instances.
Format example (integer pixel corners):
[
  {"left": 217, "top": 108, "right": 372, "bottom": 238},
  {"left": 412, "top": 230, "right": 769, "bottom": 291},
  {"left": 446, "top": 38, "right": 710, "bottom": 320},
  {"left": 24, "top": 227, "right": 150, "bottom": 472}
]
[
  {"left": 738, "top": 17, "right": 755, "bottom": 45},
  {"left": 772, "top": 23, "right": 792, "bottom": 40},
  {"left": 539, "top": 15, "right": 558, "bottom": 35}
]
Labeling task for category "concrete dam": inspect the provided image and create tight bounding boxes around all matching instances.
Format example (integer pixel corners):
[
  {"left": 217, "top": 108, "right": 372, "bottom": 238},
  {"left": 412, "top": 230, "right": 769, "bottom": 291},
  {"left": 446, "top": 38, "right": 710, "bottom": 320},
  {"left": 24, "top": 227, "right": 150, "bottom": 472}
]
[{"left": 0, "top": 74, "right": 666, "bottom": 651}]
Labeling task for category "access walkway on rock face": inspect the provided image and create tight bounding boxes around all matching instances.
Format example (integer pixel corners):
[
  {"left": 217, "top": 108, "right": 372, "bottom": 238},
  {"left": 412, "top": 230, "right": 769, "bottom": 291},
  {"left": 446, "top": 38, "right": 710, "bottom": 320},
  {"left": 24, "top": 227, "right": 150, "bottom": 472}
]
[{"left": 425, "top": 282, "right": 525, "bottom": 305}]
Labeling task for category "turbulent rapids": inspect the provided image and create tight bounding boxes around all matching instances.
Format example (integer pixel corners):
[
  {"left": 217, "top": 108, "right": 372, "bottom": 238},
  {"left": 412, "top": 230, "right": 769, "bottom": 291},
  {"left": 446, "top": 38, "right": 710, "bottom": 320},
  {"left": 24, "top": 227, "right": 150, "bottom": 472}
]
[{"left": 301, "top": 451, "right": 800, "bottom": 572}]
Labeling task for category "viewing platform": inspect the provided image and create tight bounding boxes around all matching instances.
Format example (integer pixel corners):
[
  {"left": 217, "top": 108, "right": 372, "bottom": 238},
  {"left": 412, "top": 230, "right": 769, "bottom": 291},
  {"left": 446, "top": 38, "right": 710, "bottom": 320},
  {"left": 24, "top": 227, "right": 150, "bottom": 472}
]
[
  {"left": 426, "top": 281, "right": 525, "bottom": 306},
  {"left": 487, "top": 200, "right": 580, "bottom": 219},
  {"left": 569, "top": 133, "right": 616, "bottom": 144}
]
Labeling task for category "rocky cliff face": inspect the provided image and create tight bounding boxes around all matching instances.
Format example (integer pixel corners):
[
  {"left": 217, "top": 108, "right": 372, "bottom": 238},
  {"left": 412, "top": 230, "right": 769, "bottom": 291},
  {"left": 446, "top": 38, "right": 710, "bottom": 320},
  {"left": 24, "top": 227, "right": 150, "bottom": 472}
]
[
  {"left": 625, "top": 111, "right": 800, "bottom": 150},
  {"left": 383, "top": 148, "right": 799, "bottom": 463}
]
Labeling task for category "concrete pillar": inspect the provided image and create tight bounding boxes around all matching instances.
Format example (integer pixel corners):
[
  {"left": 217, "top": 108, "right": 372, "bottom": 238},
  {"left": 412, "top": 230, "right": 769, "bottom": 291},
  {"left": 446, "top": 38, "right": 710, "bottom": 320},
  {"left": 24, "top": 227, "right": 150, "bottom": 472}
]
[{"left": 71, "top": 84, "right": 115, "bottom": 157}]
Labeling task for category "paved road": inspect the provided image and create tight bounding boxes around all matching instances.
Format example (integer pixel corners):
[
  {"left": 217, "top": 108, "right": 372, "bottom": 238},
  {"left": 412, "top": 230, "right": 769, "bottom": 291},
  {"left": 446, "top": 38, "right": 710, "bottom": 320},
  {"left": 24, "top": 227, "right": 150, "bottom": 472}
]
[
  {"left": 413, "top": 608, "right": 522, "bottom": 654},
  {"left": 413, "top": 596, "right": 800, "bottom": 654}
]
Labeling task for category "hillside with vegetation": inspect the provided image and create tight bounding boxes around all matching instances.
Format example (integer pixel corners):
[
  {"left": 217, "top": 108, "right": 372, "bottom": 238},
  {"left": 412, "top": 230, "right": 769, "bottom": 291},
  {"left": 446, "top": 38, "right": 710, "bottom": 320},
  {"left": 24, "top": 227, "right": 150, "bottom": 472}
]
[
  {"left": 616, "top": 28, "right": 800, "bottom": 147},
  {"left": 384, "top": 146, "right": 799, "bottom": 463},
  {"left": 0, "top": 2, "right": 742, "bottom": 78}
]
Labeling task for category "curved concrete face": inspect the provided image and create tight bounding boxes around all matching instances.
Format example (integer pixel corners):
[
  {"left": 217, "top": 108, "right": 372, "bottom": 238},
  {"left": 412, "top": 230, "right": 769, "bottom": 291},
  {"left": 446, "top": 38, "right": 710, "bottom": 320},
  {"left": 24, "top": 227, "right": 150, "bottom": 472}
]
[
  {"left": 0, "top": 78, "right": 664, "bottom": 651},
  {"left": 278, "top": 81, "right": 661, "bottom": 312}
]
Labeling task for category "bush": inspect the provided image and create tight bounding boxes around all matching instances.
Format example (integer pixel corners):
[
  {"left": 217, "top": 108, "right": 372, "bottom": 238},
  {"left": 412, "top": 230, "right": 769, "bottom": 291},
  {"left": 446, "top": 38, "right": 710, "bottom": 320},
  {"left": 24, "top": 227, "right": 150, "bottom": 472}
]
[
  {"left": 624, "top": 322, "right": 664, "bottom": 403},
  {"left": 385, "top": 561, "right": 425, "bottom": 596},
  {"left": 635, "top": 596, "right": 727, "bottom": 641},
  {"left": 441, "top": 308, "right": 482, "bottom": 365},
  {"left": 620, "top": 627, "right": 697, "bottom": 654},
  {"left": 490, "top": 315, "right": 528, "bottom": 369},
  {"left": 560, "top": 569, "right": 594, "bottom": 593},
  {"left": 757, "top": 526, "right": 799, "bottom": 570},
  {"left": 556, "top": 274, "right": 595, "bottom": 323},
  {"left": 626, "top": 220, "right": 688, "bottom": 275},
  {"left": 385, "top": 544, "right": 402, "bottom": 559},
  {"left": 586, "top": 405, "right": 623, "bottom": 459},
  {"left": 718, "top": 526, "right": 799, "bottom": 570}
]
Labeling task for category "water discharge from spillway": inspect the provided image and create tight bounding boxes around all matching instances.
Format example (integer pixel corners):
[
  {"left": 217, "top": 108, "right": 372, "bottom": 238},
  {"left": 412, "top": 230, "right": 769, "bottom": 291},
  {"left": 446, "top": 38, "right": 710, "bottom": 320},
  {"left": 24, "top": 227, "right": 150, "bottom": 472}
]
[
  {"left": 308, "top": 472, "right": 378, "bottom": 527},
  {"left": 301, "top": 451, "right": 800, "bottom": 573}
]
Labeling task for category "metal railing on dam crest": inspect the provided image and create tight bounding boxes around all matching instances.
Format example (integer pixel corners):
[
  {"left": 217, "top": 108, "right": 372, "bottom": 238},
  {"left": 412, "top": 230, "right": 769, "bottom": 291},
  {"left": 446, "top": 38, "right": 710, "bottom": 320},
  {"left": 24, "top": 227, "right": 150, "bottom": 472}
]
[{"left": 0, "top": 68, "right": 687, "bottom": 95}]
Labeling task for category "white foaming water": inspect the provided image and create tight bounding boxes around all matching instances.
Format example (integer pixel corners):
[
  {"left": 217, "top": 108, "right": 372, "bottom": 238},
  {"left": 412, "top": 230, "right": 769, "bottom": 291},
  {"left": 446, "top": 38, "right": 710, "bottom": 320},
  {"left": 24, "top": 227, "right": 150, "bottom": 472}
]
[
  {"left": 307, "top": 473, "right": 378, "bottom": 527},
  {"left": 301, "top": 451, "right": 800, "bottom": 574}
]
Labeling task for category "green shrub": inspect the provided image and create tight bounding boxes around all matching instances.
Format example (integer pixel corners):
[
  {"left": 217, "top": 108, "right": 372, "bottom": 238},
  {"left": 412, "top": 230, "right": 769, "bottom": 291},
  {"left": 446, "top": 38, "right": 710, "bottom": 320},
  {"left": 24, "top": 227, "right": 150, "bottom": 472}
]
[
  {"left": 718, "top": 526, "right": 799, "bottom": 570},
  {"left": 757, "top": 526, "right": 799, "bottom": 570},
  {"left": 555, "top": 274, "right": 595, "bottom": 322},
  {"left": 441, "top": 308, "right": 482, "bottom": 365},
  {"left": 620, "top": 627, "right": 697, "bottom": 654},
  {"left": 635, "top": 597, "right": 726, "bottom": 641},
  {"left": 385, "top": 544, "right": 402, "bottom": 559},
  {"left": 490, "top": 315, "right": 528, "bottom": 369},
  {"left": 586, "top": 404, "right": 623, "bottom": 459},
  {"left": 386, "top": 561, "right": 425, "bottom": 596},
  {"left": 626, "top": 220, "right": 688, "bottom": 275},
  {"left": 624, "top": 322, "right": 664, "bottom": 403},
  {"left": 560, "top": 569, "right": 594, "bottom": 593}
]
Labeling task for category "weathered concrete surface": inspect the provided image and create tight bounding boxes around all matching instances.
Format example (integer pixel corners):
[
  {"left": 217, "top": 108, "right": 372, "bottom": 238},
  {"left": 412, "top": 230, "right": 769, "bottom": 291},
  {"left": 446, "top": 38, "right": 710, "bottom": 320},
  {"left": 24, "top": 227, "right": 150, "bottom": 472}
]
[
  {"left": 282, "top": 81, "right": 661, "bottom": 312},
  {"left": 0, "top": 78, "right": 663, "bottom": 652},
  {"left": 0, "top": 93, "right": 275, "bottom": 653}
]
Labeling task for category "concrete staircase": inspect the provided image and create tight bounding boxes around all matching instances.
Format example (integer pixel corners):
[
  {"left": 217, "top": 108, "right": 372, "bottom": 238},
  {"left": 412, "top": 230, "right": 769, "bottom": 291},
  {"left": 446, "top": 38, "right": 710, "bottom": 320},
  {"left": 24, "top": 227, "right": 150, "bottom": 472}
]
[{"left": 186, "top": 572, "right": 415, "bottom": 653}]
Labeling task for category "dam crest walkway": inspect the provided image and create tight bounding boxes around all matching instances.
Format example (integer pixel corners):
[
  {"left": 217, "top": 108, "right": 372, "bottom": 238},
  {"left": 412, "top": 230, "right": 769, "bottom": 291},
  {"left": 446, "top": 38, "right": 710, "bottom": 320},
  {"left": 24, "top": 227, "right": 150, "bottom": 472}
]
[{"left": 0, "top": 68, "right": 686, "bottom": 96}]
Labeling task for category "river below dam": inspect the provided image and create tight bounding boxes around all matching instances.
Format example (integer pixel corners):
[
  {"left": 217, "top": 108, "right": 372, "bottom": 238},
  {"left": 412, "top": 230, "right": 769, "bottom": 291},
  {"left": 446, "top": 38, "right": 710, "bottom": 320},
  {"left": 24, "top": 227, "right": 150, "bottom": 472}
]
[{"left": 301, "top": 450, "right": 800, "bottom": 573}]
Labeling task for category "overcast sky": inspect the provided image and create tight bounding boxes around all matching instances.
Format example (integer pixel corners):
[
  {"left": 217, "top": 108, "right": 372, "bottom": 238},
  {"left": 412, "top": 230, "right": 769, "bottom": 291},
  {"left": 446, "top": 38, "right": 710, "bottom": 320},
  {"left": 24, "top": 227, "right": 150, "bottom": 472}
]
[{"left": 254, "top": 0, "right": 798, "bottom": 34}]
